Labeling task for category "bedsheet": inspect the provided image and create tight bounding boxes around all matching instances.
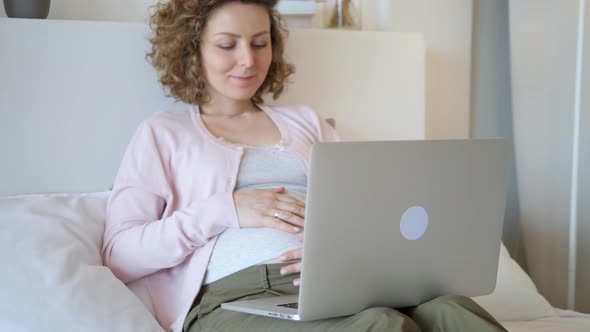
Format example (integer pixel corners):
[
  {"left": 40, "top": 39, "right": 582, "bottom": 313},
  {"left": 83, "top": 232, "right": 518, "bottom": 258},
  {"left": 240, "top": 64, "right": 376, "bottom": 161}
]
[{"left": 502, "top": 309, "right": 590, "bottom": 332}]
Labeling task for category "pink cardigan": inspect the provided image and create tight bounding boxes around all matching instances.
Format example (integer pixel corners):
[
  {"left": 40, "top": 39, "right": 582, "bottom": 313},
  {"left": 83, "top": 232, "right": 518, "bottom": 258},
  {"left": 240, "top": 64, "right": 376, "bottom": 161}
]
[{"left": 102, "top": 104, "right": 339, "bottom": 332}]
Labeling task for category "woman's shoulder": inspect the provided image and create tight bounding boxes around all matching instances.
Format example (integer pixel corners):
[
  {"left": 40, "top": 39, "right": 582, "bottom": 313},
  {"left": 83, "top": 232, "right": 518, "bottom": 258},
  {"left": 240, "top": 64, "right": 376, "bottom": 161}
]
[
  {"left": 140, "top": 109, "right": 195, "bottom": 131},
  {"left": 264, "top": 103, "right": 316, "bottom": 117},
  {"left": 263, "top": 104, "right": 322, "bottom": 127},
  {"left": 264, "top": 104, "right": 339, "bottom": 143},
  {"left": 130, "top": 109, "right": 198, "bottom": 149}
]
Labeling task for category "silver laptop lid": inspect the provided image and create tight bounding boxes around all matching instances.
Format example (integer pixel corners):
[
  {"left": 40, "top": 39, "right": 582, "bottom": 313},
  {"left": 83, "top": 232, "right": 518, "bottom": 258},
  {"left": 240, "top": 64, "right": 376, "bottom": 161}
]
[{"left": 298, "top": 139, "right": 511, "bottom": 321}]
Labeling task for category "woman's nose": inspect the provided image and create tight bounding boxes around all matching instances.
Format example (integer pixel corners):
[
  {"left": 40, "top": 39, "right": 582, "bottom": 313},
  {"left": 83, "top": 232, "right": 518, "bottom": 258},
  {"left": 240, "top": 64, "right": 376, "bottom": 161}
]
[{"left": 238, "top": 46, "right": 255, "bottom": 67}]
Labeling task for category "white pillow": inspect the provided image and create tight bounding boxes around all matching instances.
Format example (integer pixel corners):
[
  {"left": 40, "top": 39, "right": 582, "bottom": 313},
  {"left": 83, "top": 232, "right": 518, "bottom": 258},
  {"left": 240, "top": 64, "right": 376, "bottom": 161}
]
[
  {"left": 472, "top": 243, "right": 556, "bottom": 321},
  {"left": 0, "top": 192, "right": 163, "bottom": 332}
]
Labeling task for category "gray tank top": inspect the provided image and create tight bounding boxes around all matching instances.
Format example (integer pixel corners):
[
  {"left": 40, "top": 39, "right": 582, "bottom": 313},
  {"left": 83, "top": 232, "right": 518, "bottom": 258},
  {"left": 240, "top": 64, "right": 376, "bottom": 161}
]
[{"left": 204, "top": 146, "right": 307, "bottom": 284}]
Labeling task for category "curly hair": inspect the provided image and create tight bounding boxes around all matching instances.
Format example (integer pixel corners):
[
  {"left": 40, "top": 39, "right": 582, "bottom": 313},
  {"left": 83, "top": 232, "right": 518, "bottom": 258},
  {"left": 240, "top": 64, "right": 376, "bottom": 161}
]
[{"left": 147, "top": 0, "right": 295, "bottom": 105}]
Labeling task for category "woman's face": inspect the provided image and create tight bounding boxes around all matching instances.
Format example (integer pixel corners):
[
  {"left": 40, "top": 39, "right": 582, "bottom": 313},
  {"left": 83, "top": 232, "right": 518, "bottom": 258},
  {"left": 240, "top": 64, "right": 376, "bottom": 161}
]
[{"left": 200, "top": 2, "right": 273, "bottom": 104}]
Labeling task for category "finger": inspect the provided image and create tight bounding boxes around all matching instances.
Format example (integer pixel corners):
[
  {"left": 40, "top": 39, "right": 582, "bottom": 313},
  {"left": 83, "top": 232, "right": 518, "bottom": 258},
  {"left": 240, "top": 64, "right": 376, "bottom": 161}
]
[
  {"left": 298, "top": 235, "right": 304, "bottom": 243},
  {"left": 280, "top": 247, "right": 303, "bottom": 261},
  {"left": 272, "top": 210, "right": 304, "bottom": 228},
  {"left": 263, "top": 216, "right": 300, "bottom": 233},
  {"left": 269, "top": 186, "right": 285, "bottom": 193},
  {"left": 276, "top": 194, "right": 306, "bottom": 207},
  {"left": 274, "top": 201, "right": 305, "bottom": 218},
  {"left": 293, "top": 278, "right": 301, "bottom": 287},
  {"left": 280, "top": 262, "right": 302, "bottom": 276}
]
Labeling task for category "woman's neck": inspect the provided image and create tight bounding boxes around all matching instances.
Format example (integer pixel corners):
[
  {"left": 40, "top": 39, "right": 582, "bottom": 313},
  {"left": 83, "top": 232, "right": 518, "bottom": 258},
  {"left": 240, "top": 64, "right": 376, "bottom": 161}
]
[{"left": 200, "top": 98, "right": 259, "bottom": 118}]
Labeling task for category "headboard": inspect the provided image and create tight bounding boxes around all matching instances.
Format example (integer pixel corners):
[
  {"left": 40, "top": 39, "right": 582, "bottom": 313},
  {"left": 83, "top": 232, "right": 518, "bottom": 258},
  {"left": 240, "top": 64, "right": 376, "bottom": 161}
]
[{"left": 0, "top": 18, "right": 424, "bottom": 196}]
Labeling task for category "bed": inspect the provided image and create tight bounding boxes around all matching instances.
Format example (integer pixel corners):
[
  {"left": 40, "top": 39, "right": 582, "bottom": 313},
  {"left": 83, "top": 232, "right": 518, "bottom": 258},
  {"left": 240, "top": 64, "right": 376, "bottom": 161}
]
[{"left": 1, "top": 18, "right": 589, "bottom": 332}]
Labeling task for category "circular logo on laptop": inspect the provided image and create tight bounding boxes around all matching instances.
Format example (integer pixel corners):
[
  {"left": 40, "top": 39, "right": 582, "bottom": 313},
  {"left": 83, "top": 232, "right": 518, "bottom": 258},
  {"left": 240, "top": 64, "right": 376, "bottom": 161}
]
[{"left": 400, "top": 206, "right": 429, "bottom": 240}]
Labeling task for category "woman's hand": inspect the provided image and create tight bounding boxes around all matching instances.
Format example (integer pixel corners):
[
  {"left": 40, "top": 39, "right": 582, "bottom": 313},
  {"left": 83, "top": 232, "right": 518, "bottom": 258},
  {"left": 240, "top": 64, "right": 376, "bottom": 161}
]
[
  {"left": 279, "top": 235, "right": 304, "bottom": 286},
  {"left": 233, "top": 187, "right": 305, "bottom": 234}
]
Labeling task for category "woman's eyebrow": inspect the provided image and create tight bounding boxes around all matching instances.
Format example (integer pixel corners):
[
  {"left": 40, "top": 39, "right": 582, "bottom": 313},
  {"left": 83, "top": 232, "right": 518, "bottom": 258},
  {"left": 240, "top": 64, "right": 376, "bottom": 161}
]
[{"left": 214, "top": 31, "right": 270, "bottom": 37}]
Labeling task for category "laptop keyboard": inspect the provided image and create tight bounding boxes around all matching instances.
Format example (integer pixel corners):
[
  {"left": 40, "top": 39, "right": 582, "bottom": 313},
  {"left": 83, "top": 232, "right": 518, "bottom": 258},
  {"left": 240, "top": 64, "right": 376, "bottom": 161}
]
[{"left": 277, "top": 302, "right": 299, "bottom": 309}]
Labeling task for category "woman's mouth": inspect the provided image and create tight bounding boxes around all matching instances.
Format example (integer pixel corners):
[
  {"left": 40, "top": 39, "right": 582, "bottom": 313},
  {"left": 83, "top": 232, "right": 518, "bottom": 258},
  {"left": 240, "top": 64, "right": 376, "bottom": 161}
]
[{"left": 231, "top": 75, "right": 255, "bottom": 83}]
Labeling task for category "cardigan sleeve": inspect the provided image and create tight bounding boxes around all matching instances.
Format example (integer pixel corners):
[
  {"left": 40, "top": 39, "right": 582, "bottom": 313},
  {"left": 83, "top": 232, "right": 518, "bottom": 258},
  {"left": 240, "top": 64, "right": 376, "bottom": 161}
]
[{"left": 102, "top": 120, "right": 239, "bottom": 284}]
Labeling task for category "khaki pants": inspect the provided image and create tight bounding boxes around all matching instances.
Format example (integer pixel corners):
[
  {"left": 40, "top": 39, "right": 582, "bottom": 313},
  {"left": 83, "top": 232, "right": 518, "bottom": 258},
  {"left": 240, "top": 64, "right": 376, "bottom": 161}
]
[{"left": 184, "top": 263, "right": 506, "bottom": 332}]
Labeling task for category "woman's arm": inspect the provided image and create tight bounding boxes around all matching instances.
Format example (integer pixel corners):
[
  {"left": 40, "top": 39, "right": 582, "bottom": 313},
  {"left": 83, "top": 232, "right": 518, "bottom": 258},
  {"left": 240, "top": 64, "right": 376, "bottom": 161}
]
[
  {"left": 103, "top": 190, "right": 237, "bottom": 284},
  {"left": 101, "top": 120, "right": 239, "bottom": 284}
]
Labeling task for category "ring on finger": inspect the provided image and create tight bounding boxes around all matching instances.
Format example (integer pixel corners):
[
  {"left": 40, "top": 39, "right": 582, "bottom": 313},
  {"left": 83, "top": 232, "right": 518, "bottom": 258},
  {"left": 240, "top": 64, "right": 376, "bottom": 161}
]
[{"left": 273, "top": 210, "right": 280, "bottom": 219}]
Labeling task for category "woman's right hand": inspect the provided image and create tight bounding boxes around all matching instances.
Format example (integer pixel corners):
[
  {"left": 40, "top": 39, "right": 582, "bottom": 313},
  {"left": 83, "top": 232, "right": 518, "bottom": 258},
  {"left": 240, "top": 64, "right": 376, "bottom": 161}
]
[{"left": 233, "top": 187, "right": 305, "bottom": 234}]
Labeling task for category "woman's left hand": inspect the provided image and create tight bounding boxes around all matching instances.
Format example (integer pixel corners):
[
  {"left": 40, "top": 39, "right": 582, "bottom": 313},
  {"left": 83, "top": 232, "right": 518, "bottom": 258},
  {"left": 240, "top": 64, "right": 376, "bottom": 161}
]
[{"left": 279, "top": 235, "right": 304, "bottom": 286}]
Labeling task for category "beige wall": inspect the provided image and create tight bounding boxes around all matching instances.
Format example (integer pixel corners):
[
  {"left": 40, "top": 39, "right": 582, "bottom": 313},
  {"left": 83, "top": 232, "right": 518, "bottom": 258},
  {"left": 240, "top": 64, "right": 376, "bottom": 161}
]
[{"left": 360, "top": 0, "right": 474, "bottom": 139}]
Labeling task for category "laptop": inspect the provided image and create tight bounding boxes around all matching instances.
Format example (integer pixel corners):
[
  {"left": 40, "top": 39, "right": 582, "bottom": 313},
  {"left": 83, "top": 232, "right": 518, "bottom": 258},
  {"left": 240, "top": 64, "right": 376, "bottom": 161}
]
[{"left": 221, "top": 139, "right": 511, "bottom": 321}]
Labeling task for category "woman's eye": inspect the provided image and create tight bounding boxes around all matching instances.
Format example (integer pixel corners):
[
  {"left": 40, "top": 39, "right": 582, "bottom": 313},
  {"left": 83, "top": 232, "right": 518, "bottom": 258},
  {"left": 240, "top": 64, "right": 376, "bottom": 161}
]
[{"left": 217, "top": 41, "right": 267, "bottom": 50}]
